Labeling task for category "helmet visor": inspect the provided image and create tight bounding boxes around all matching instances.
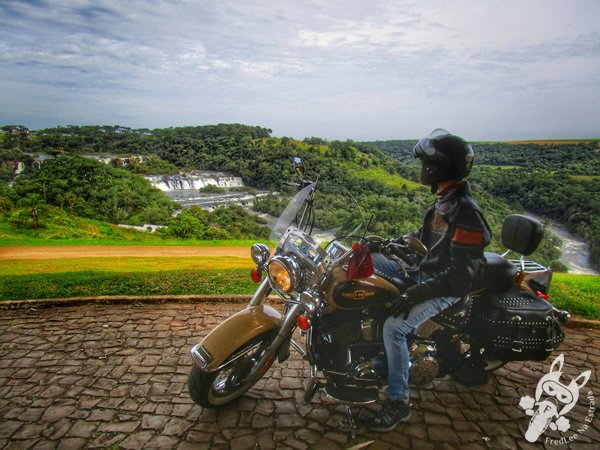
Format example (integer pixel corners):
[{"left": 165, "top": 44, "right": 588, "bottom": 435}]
[
  {"left": 412, "top": 138, "right": 435, "bottom": 159},
  {"left": 412, "top": 128, "right": 450, "bottom": 159}
]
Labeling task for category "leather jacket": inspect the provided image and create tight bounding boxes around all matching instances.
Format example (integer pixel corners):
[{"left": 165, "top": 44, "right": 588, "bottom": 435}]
[{"left": 417, "top": 180, "right": 491, "bottom": 299}]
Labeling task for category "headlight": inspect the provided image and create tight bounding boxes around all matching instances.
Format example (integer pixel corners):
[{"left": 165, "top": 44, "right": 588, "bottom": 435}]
[
  {"left": 268, "top": 255, "right": 300, "bottom": 293},
  {"left": 251, "top": 243, "right": 270, "bottom": 266}
]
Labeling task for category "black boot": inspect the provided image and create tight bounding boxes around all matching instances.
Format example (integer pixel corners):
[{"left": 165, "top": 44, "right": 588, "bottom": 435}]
[
  {"left": 367, "top": 399, "right": 411, "bottom": 432},
  {"left": 451, "top": 359, "right": 489, "bottom": 387}
]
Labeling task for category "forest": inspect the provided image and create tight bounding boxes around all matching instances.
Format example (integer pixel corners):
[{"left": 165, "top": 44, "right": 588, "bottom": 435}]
[
  {"left": 1, "top": 124, "right": 591, "bottom": 268},
  {"left": 364, "top": 139, "right": 600, "bottom": 266}
]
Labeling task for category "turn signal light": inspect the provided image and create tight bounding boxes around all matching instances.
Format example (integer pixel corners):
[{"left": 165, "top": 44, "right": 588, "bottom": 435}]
[
  {"left": 297, "top": 315, "right": 311, "bottom": 330},
  {"left": 251, "top": 268, "right": 262, "bottom": 283}
]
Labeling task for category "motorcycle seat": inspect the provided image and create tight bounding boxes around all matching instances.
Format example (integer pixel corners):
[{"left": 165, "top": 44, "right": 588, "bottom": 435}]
[{"left": 471, "top": 252, "right": 517, "bottom": 292}]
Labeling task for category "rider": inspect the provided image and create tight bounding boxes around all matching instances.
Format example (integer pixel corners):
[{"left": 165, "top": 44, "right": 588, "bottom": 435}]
[{"left": 368, "top": 129, "right": 491, "bottom": 432}]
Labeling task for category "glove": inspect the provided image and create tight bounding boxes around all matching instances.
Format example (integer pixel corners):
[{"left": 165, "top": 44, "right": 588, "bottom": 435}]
[{"left": 391, "top": 283, "right": 435, "bottom": 318}]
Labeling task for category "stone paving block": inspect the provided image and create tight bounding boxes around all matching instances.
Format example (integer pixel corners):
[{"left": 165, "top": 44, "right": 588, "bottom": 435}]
[
  {"left": 145, "top": 435, "right": 180, "bottom": 449},
  {"left": 41, "top": 417, "right": 71, "bottom": 440},
  {"left": 67, "top": 420, "right": 97, "bottom": 438},
  {"left": 119, "top": 430, "right": 154, "bottom": 449},
  {"left": 41, "top": 405, "right": 75, "bottom": 424},
  {"left": 0, "top": 302, "right": 598, "bottom": 449},
  {"left": 56, "top": 437, "right": 87, "bottom": 450},
  {"left": 4, "top": 438, "right": 41, "bottom": 450},
  {"left": 162, "top": 417, "right": 193, "bottom": 436},
  {"left": 97, "top": 420, "right": 140, "bottom": 433},
  {"left": 10, "top": 424, "right": 45, "bottom": 440},
  {"left": 87, "top": 409, "right": 116, "bottom": 421},
  {"left": 88, "top": 432, "right": 127, "bottom": 448}
]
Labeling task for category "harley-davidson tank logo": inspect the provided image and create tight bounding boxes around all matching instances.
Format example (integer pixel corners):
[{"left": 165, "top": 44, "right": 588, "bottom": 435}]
[{"left": 341, "top": 290, "right": 376, "bottom": 300}]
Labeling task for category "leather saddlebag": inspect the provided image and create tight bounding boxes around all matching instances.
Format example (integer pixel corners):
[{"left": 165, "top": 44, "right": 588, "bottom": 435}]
[{"left": 470, "top": 289, "right": 564, "bottom": 361}]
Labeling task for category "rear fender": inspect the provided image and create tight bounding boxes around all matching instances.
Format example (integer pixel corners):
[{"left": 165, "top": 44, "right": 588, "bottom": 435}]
[{"left": 192, "top": 304, "right": 282, "bottom": 372}]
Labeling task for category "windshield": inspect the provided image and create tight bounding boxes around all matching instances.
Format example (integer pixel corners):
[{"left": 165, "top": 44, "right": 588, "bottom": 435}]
[
  {"left": 269, "top": 182, "right": 366, "bottom": 245},
  {"left": 269, "top": 183, "right": 315, "bottom": 242}
]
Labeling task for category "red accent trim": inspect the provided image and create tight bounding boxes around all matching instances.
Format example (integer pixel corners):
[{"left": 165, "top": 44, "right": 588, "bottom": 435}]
[{"left": 452, "top": 227, "right": 483, "bottom": 246}]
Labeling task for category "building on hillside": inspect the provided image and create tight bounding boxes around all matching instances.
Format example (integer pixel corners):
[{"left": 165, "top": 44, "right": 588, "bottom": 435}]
[{"left": 5, "top": 126, "right": 29, "bottom": 135}]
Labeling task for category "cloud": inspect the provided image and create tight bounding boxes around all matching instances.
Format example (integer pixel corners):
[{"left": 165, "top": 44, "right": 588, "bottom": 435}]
[{"left": 0, "top": 0, "right": 599, "bottom": 139}]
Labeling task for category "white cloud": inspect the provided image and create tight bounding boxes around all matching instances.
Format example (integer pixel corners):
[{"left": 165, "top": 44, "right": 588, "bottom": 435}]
[{"left": 0, "top": 0, "right": 599, "bottom": 139}]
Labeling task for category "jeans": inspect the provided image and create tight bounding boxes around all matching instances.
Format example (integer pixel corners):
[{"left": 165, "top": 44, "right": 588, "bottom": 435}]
[{"left": 383, "top": 295, "right": 460, "bottom": 401}]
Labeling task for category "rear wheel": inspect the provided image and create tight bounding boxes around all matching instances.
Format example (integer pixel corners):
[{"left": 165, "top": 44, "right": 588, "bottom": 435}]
[{"left": 188, "top": 331, "right": 277, "bottom": 408}]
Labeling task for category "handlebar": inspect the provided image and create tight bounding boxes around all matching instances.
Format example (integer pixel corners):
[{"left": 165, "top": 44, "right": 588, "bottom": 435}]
[
  {"left": 283, "top": 180, "right": 315, "bottom": 190},
  {"left": 364, "top": 236, "right": 420, "bottom": 269}
]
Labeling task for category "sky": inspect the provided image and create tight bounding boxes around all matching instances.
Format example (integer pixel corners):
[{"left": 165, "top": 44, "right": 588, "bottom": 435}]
[{"left": 1, "top": 0, "right": 599, "bottom": 141}]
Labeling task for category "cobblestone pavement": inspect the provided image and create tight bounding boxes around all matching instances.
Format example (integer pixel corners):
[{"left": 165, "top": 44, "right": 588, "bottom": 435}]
[{"left": 0, "top": 302, "right": 599, "bottom": 449}]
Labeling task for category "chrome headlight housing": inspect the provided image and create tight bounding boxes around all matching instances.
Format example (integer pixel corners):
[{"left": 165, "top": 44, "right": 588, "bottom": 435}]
[
  {"left": 251, "top": 243, "right": 270, "bottom": 267},
  {"left": 299, "top": 289, "right": 320, "bottom": 316},
  {"left": 268, "top": 255, "right": 301, "bottom": 293}
]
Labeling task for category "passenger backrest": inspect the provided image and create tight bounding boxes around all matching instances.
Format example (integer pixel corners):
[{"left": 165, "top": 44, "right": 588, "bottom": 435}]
[{"left": 501, "top": 214, "right": 544, "bottom": 256}]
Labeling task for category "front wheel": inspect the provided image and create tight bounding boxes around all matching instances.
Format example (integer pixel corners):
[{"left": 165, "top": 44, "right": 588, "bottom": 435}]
[{"left": 188, "top": 331, "right": 277, "bottom": 408}]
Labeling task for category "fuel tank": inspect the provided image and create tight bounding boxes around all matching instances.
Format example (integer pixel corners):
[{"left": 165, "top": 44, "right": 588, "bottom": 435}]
[{"left": 323, "top": 265, "right": 405, "bottom": 310}]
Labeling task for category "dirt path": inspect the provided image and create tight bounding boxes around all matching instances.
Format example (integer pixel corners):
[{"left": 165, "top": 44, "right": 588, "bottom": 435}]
[{"left": 0, "top": 246, "right": 251, "bottom": 260}]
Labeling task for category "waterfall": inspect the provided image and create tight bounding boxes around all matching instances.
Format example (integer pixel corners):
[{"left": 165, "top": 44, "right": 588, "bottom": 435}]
[{"left": 145, "top": 172, "right": 244, "bottom": 192}]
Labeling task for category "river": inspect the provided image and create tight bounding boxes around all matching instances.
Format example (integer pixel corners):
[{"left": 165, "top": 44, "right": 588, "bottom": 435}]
[{"left": 539, "top": 217, "right": 599, "bottom": 276}]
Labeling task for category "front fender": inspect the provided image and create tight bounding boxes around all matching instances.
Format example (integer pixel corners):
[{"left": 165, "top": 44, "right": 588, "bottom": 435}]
[{"left": 192, "top": 304, "right": 282, "bottom": 371}]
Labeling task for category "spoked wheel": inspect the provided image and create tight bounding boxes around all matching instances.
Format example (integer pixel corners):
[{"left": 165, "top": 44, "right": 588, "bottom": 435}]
[{"left": 188, "top": 331, "right": 277, "bottom": 408}]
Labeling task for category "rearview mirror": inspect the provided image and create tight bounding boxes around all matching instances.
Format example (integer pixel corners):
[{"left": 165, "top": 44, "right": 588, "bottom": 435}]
[{"left": 293, "top": 157, "right": 305, "bottom": 178}]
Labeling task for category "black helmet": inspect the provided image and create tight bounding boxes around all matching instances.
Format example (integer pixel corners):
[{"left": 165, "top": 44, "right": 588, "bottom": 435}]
[{"left": 412, "top": 128, "right": 474, "bottom": 186}]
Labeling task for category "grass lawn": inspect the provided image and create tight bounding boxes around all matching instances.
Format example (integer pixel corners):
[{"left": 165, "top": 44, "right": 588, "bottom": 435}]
[
  {"left": 0, "top": 238, "right": 271, "bottom": 247},
  {"left": 1, "top": 253, "right": 598, "bottom": 320},
  {"left": 0, "top": 256, "right": 254, "bottom": 276},
  {"left": 550, "top": 273, "right": 600, "bottom": 320},
  {"left": 0, "top": 256, "right": 257, "bottom": 300}
]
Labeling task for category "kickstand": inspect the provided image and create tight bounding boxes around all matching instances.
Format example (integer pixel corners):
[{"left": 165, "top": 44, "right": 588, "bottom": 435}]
[{"left": 339, "top": 405, "right": 357, "bottom": 439}]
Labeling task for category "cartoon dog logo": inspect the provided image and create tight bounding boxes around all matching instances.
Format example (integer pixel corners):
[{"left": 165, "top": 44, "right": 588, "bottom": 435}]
[{"left": 519, "top": 354, "right": 591, "bottom": 442}]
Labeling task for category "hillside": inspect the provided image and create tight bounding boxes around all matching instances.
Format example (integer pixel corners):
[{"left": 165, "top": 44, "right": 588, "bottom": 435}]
[
  {"left": 365, "top": 139, "right": 600, "bottom": 266},
  {"left": 0, "top": 124, "right": 567, "bottom": 268}
]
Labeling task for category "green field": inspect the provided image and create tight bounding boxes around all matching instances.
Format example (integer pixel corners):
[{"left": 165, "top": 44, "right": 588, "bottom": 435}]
[
  {"left": 1, "top": 252, "right": 598, "bottom": 320},
  {"left": 550, "top": 273, "right": 600, "bottom": 320},
  {"left": 477, "top": 165, "right": 520, "bottom": 170},
  {"left": 0, "top": 238, "right": 271, "bottom": 247},
  {"left": 0, "top": 256, "right": 258, "bottom": 300},
  {"left": 357, "top": 166, "right": 422, "bottom": 191},
  {"left": 0, "top": 256, "right": 254, "bottom": 276}
]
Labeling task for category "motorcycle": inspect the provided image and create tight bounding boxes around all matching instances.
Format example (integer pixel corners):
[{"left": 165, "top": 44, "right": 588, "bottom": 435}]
[{"left": 188, "top": 158, "right": 570, "bottom": 437}]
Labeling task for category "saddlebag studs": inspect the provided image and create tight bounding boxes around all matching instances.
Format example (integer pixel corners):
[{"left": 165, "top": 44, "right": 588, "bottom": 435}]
[{"left": 469, "top": 288, "right": 565, "bottom": 361}]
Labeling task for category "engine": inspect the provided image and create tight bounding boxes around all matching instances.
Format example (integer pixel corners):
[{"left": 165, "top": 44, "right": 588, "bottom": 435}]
[{"left": 314, "top": 308, "right": 439, "bottom": 387}]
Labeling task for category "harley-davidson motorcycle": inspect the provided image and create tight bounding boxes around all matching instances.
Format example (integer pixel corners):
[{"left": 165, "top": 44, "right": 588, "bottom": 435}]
[{"left": 188, "top": 158, "right": 570, "bottom": 436}]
